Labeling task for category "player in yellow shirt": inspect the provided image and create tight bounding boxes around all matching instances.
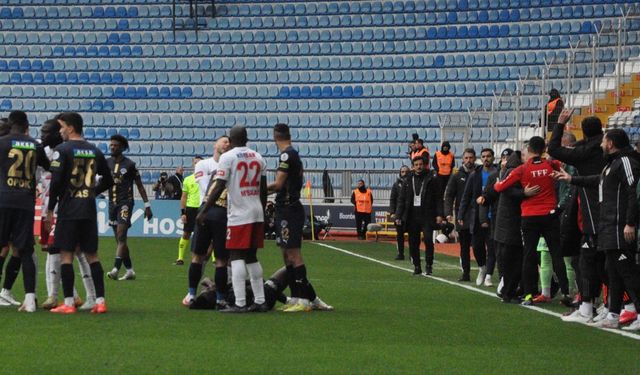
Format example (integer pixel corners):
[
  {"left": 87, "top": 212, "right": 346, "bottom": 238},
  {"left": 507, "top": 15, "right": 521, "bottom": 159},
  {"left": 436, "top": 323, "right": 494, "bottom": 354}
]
[{"left": 175, "top": 157, "right": 203, "bottom": 265}]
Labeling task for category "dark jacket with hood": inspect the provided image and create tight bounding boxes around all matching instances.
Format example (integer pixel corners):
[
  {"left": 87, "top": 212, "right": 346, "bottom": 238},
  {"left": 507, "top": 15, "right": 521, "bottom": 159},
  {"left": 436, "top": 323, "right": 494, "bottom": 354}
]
[
  {"left": 548, "top": 122, "right": 605, "bottom": 235},
  {"left": 482, "top": 152, "right": 524, "bottom": 246},
  {"left": 571, "top": 150, "right": 639, "bottom": 251},
  {"left": 397, "top": 170, "right": 443, "bottom": 225},
  {"left": 444, "top": 164, "right": 473, "bottom": 230},
  {"left": 458, "top": 164, "right": 497, "bottom": 233}
]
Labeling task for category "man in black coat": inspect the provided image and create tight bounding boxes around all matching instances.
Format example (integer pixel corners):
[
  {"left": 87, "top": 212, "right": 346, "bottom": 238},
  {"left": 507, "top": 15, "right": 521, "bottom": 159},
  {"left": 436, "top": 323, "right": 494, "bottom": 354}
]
[
  {"left": 444, "top": 148, "right": 476, "bottom": 281},
  {"left": 555, "top": 129, "right": 640, "bottom": 328},
  {"left": 548, "top": 110, "right": 607, "bottom": 321},
  {"left": 458, "top": 148, "right": 497, "bottom": 287},
  {"left": 396, "top": 156, "right": 443, "bottom": 276},
  {"left": 481, "top": 151, "right": 525, "bottom": 302},
  {"left": 389, "top": 166, "right": 410, "bottom": 260}
]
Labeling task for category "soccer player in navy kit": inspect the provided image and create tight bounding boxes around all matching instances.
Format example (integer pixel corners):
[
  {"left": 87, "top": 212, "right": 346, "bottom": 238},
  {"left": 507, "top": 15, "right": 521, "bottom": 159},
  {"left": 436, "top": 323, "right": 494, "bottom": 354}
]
[
  {"left": 268, "top": 123, "right": 333, "bottom": 312},
  {"left": 105, "top": 134, "right": 153, "bottom": 282},
  {"left": 46, "top": 112, "right": 113, "bottom": 314},
  {"left": 0, "top": 111, "right": 49, "bottom": 312}
]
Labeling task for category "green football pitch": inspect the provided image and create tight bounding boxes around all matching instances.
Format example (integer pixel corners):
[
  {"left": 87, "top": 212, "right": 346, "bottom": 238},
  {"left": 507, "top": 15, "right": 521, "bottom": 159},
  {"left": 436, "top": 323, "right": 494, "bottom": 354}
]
[{"left": 3, "top": 237, "right": 639, "bottom": 374}]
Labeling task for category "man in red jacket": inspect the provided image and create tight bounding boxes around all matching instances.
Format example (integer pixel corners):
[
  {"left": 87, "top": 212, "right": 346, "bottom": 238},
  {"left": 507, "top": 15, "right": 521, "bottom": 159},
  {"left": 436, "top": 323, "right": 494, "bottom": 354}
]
[{"left": 494, "top": 136, "right": 571, "bottom": 306}]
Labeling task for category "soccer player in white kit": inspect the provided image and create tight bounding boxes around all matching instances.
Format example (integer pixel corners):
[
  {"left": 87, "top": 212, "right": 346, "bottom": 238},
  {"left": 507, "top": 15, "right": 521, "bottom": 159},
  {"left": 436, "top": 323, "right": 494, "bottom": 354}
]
[{"left": 196, "top": 126, "right": 268, "bottom": 313}]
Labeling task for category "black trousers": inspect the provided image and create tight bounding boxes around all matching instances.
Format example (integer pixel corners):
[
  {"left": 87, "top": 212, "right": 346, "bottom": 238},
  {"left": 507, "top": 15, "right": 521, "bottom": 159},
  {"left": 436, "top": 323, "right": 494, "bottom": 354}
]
[
  {"left": 521, "top": 215, "right": 569, "bottom": 296},
  {"left": 458, "top": 229, "right": 472, "bottom": 275},
  {"left": 578, "top": 234, "right": 607, "bottom": 302},
  {"left": 471, "top": 225, "right": 494, "bottom": 273},
  {"left": 497, "top": 241, "right": 523, "bottom": 299},
  {"left": 605, "top": 248, "right": 640, "bottom": 314},
  {"left": 407, "top": 219, "right": 434, "bottom": 269},
  {"left": 436, "top": 174, "right": 450, "bottom": 197},
  {"left": 395, "top": 223, "right": 407, "bottom": 255},
  {"left": 355, "top": 212, "right": 371, "bottom": 239}
]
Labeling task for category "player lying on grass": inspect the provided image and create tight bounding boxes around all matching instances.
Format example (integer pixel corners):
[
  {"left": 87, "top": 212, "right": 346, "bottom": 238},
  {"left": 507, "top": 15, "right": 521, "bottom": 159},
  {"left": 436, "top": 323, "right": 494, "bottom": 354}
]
[{"left": 190, "top": 266, "right": 333, "bottom": 312}]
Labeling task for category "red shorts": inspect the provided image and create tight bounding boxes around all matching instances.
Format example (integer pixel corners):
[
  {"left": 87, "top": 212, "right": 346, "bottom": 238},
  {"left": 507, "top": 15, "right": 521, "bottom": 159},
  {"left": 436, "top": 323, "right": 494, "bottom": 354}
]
[
  {"left": 39, "top": 219, "right": 55, "bottom": 249},
  {"left": 226, "top": 222, "right": 264, "bottom": 250}
]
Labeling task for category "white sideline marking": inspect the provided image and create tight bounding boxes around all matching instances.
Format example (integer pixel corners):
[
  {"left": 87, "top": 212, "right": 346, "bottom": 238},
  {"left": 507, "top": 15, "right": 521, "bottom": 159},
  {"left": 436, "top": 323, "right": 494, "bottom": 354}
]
[{"left": 313, "top": 242, "right": 640, "bottom": 342}]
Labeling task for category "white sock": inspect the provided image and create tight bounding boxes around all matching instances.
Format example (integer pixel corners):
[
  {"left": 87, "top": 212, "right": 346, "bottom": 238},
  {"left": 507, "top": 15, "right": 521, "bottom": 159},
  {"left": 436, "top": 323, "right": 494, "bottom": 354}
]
[
  {"left": 231, "top": 260, "right": 247, "bottom": 307},
  {"left": 580, "top": 302, "right": 593, "bottom": 317},
  {"left": 96, "top": 297, "right": 105, "bottom": 304},
  {"left": 24, "top": 292, "right": 36, "bottom": 304},
  {"left": 624, "top": 303, "right": 636, "bottom": 313},
  {"left": 542, "top": 287, "right": 551, "bottom": 298},
  {"left": 246, "top": 262, "right": 265, "bottom": 305},
  {"left": 607, "top": 312, "right": 620, "bottom": 320},
  {"left": 50, "top": 253, "right": 61, "bottom": 297},
  {"left": 76, "top": 253, "right": 96, "bottom": 300},
  {"left": 64, "top": 297, "right": 75, "bottom": 307},
  {"left": 45, "top": 254, "right": 52, "bottom": 297}
]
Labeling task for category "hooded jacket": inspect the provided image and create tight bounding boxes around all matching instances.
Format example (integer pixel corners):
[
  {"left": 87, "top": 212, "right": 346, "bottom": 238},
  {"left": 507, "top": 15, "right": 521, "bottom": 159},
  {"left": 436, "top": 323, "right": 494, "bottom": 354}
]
[
  {"left": 433, "top": 141, "right": 455, "bottom": 175},
  {"left": 482, "top": 152, "right": 524, "bottom": 246},
  {"left": 571, "top": 151, "right": 639, "bottom": 251},
  {"left": 548, "top": 123, "right": 605, "bottom": 235}
]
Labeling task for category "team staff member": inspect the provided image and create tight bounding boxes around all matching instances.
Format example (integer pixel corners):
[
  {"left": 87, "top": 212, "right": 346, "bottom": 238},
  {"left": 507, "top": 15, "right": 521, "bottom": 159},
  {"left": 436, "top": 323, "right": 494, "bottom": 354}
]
[
  {"left": 548, "top": 109, "right": 606, "bottom": 322},
  {"left": 395, "top": 156, "right": 443, "bottom": 275},
  {"left": 458, "top": 148, "right": 497, "bottom": 287},
  {"left": 390, "top": 166, "right": 410, "bottom": 260},
  {"left": 444, "top": 148, "right": 476, "bottom": 281},
  {"left": 494, "top": 136, "right": 571, "bottom": 306},
  {"left": 268, "top": 123, "right": 332, "bottom": 312},
  {"left": 46, "top": 112, "right": 113, "bottom": 314},
  {"left": 433, "top": 141, "right": 455, "bottom": 195},
  {"left": 555, "top": 129, "right": 640, "bottom": 329},
  {"left": 0, "top": 111, "right": 49, "bottom": 312},
  {"left": 175, "top": 156, "right": 203, "bottom": 265},
  {"left": 480, "top": 151, "right": 525, "bottom": 302},
  {"left": 351, "top": 180, "right": 373, "bottom": 240},
  {"left": 106, "top": 134, "right": 153, "bottom": 282}
]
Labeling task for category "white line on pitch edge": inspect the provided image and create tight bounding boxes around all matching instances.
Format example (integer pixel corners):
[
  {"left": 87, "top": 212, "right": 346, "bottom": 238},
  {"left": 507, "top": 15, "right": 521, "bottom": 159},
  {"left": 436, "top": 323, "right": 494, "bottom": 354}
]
[{"left": 312, "top": 242, "right": 640, "bottom": 342}]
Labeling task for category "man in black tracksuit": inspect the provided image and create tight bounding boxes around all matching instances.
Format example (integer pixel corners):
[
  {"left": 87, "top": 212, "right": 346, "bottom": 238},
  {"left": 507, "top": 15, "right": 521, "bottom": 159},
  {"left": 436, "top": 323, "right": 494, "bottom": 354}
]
[
  {"left": 389, "top": 166, "right": 410, "bottom": 260},
  {"left": 458, "top": 148, "right": 497, "bottom": 286},
  {"left": 396, "top": 157, "right": 443, "bottom": 276},
  {"left": 444, "top": 148, "right": 476, "bottom": 281},
  {"left": 548, "top": 111, "right": 606, "bottom": 320},
  {"left": 556, "top": 129, "right": 640, "bottom": 328},
  {"left": 481, "top": 151, "right": 524, "bottom": 302}
]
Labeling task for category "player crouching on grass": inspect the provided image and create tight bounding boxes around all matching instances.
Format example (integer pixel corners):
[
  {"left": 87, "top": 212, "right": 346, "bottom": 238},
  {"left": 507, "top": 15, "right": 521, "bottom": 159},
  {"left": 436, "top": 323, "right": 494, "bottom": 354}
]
[
  {"left": 105, "top": 134, "right": 153, "bottom": 281},
  {"left": 196, "top": 125, "right": 268, "bottom": 313},
  {"left": 46, "top": 112, "right": 113, "bottom": 314},
  {"left": 267, "top": 123, "right": 333, "bottom": 312}
]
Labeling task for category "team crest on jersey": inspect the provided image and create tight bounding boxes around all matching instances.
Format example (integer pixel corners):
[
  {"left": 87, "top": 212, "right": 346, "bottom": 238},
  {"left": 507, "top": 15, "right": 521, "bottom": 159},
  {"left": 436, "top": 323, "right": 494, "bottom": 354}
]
[
  {"left": 52, "top": 151, "right": 60, "bottom": 160},
  {"left": 280, "top": 220, "right": 288, "bottom": 228},
  {"left": 280, "top": 153, "right": 289, "bottom": 162},
  {"left": 120, "top": 168, "right": 127, "bottom": 175}
]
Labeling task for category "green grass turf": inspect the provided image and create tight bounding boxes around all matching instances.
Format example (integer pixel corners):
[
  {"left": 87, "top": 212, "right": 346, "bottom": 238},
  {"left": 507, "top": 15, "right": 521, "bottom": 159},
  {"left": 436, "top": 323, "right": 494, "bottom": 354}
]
[{"left": 2, "top": 237, "right": 639, "bottom": 374}]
